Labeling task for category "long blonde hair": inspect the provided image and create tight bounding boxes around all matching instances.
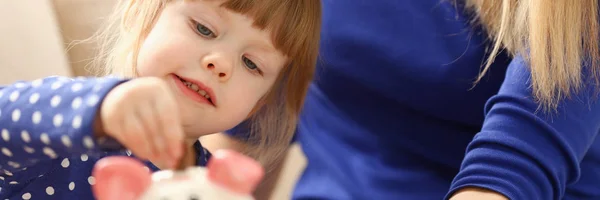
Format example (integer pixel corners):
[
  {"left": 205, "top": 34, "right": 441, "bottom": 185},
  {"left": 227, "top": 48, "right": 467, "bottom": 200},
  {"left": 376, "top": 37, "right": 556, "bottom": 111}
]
[
  {"left": 91, "top": 0, "right": 321, "bottom": 170},
  {"left": 467, "top": 0, "right": 599, "bottom": 111}
]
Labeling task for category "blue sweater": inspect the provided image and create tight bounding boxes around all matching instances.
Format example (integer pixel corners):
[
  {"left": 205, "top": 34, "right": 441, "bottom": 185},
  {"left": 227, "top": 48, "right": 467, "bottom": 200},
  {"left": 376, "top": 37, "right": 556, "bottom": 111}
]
[
  {"left": 0, "top": 76, "right": 211, "bottom": 200},
  {"left": 290, "top": 1, "right": 600, "bottom": 199}
]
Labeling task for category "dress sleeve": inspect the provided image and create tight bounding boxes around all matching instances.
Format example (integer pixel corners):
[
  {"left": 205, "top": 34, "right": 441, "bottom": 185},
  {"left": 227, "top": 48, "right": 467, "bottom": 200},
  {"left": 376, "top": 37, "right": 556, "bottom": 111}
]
[
  {"left": 446, "top": 56, "right": 600, "bottom": 200},
  {"left": 0, "top": 76, "right": 127, "bottom": 177},
  {"left": 194, "top": 140, "right": 212, "bottom": 166}
]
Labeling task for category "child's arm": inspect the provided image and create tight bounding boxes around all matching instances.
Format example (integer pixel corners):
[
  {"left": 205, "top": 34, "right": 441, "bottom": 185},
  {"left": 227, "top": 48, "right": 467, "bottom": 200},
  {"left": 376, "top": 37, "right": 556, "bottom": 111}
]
[{"left": 0, "top": 76, "right": 126, "bottom": 176}]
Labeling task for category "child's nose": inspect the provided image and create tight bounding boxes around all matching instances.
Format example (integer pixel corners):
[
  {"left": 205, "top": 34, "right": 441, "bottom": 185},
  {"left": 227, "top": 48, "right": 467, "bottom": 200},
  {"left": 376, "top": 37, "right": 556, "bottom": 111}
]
[{"left": 203, "top": 56, "right": 233, "bottom": 82}]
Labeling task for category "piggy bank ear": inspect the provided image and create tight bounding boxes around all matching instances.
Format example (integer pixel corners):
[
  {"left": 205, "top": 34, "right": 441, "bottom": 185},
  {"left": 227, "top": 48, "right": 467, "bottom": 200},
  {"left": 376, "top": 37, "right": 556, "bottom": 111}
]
[
  {"left": 207, "top": 149, "right": 265, "bottom": 195},
  {"left": 92, "top": 156, "right": 152, "bottom": 200}
]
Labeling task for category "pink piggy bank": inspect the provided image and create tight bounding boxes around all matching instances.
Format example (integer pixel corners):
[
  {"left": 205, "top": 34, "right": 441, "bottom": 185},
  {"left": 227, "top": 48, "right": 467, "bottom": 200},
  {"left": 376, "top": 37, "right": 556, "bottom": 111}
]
[{"left": 91, "top": 149, "right": 264, "bottom": 200}]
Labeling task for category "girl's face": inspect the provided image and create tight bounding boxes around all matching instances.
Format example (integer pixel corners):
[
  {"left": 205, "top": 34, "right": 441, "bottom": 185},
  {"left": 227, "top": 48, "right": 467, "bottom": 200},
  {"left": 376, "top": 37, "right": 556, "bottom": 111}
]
[{"left": 136, "top": 0, "right": 287, "bottom": 136}]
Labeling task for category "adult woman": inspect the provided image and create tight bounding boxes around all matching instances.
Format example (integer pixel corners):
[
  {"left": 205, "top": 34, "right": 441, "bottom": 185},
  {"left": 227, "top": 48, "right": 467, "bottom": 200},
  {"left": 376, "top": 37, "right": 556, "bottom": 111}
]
[
  {"left": 288, "top": 0, "right": 600, "bottom": 199},
  {"left": 210, "top": 0, "right": 599, "bottom": 199}
]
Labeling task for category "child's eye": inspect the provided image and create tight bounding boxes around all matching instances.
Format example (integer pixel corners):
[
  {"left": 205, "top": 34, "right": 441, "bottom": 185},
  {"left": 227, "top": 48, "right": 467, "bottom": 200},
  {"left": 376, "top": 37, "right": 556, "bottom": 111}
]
[
  {"left": 242, "top": 56, "right": 262, "bottom": 73},
  {"left": 193, "top": 21, "right": 216, "bottom": 38}
]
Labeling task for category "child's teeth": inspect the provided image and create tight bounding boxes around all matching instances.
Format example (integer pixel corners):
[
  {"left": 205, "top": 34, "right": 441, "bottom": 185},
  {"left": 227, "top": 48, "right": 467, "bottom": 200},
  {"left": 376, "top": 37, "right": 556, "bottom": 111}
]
[{"left": 181, "top": 79, "right": 211, "bottom": 100}]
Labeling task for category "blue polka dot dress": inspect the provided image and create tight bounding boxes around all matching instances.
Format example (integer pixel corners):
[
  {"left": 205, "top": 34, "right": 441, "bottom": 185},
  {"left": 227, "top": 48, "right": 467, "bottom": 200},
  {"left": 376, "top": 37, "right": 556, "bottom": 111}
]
[{"left": 0, "top": 76, "right": 211, "bottom": 199}]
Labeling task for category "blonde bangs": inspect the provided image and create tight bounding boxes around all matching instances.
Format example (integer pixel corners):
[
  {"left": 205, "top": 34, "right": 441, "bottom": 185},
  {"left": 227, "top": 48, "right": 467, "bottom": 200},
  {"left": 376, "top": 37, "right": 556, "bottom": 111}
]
[{"left": 221, "top": 0, "right": 321, "bottom": 60}]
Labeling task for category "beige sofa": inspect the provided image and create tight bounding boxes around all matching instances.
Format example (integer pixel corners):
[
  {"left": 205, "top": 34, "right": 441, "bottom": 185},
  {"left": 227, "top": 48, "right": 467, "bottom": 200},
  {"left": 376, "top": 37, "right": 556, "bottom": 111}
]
[{"left": 0, "top": 1, "right": 306, "bottom": 199}]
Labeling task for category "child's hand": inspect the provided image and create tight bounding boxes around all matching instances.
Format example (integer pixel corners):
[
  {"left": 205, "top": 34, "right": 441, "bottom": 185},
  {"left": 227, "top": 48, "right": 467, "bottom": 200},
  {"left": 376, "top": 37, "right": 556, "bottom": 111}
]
[{"left": 96, "top": 77, "right": 184, "bottom": 169}]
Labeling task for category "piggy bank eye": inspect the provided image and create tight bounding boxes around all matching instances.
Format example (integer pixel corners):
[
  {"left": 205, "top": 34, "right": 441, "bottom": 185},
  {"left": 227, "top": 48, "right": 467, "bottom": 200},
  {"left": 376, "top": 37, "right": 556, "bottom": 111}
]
[{"left": 189, "top": 194, "right": 201, "bottom": 200}]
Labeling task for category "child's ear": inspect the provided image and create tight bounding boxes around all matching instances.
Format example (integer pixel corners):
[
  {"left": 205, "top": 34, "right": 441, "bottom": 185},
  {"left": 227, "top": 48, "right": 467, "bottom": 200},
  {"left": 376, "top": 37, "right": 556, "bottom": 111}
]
[
  {"left": 206, "top": 149, "right": 265, "bottom": 195},
  {"left": 92, "top": 156, "right": 152, "bottom": 200}
]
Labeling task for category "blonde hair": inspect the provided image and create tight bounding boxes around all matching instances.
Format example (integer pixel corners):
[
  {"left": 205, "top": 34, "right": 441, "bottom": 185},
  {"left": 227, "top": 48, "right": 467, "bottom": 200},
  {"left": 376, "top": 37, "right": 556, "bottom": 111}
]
[
  {"left": 91, "top": 0, "right": 321, "bottom": 170},
  {"left": 466, "top": 0, "right": 599, "bottom": 112}
]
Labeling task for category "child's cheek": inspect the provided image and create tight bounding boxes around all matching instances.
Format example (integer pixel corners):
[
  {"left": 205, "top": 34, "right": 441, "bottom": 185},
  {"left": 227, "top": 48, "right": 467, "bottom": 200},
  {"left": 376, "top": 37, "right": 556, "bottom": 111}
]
[
  {"left": 136, "top": 37, "right": 186, "bottom": 77},
  {"left": 136, "top": 19, "right": 192, "bottom": 77},
  {"left": 228, "top": 86, "right": 264, "bottom": 115}
]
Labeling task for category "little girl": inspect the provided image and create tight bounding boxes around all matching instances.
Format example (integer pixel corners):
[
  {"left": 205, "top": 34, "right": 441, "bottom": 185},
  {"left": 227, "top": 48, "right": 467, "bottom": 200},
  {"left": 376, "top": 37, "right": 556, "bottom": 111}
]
[{"left": 0, "top": 0, "right": 321, "bottom": 199}]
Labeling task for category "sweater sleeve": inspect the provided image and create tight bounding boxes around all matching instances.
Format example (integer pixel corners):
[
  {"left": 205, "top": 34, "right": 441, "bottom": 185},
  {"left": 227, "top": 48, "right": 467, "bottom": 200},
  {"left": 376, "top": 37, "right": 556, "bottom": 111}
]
[
  {"left": 446, "top": 56, "right": 600, "bottom": 200},
  {"left": 0, "top": 76, "right": 127, "bottom": 177}
]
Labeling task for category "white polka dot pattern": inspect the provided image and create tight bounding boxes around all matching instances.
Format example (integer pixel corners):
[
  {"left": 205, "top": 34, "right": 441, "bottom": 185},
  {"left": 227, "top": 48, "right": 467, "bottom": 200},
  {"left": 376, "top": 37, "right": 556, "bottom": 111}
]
[
  {"left": 61, "top": 158, "right": 70, "bottom": 168},
  {"left": 32, "top": 111, "right": 42, "bottom": 125},
  {"left": 46, "top": 186, "right": 55, "bottom": 195},
  {"left": 21, "top": 131, "right": 30, "bottom": 143},
  {"left": 11, "top": 109, "right": 20, "bottom": 122},
  {"left": 72, "top": 115, "right": 82, "bottom": 129},
  {"left": 2, "top": 129, "right": 9, "bottom": 141},
  {"left": 71, "top": 97, "right": 82, "bottom": 109},
  {"left": 61, "top": 135, "right": 72, "bottom": 147},
  {"left": 22, "top": 192, "right": 31, "bottom": 199},
  {"left": 40, "top": 133, "right": 51, "bottom": 145},
  {"left": 0, "top": 77, "right": 122, "bottom": 163},
  {"left": 9, "top": 91, "right": 19, "bottom": 102},
  {"left": 31, "top": 79, "right": 43, "bottom": 88},
  {"left": 53, "top": 114, "right": 63, "bottom": 128},
  {"left": 7, "top": 161, "right": 20, "bottom": 168},
  {"left": 50, "top": 95, "right": 61, "bottom": 108},
  {"left": 83, "top": 136, "right": 95, "bottom": 149},
  {"left": 2, "top": 148, "right": 12, "bottom": 157},
  {"left": 50, "top": 82, "right": 62, "bottom": 90},
  {"left": 80, "top": 154, "right": 89, "bottom": 161},
  {"left": 23, "top": 146, "right": 35, "bottom": 154},
  {"left": 0, "top": 76, "right": 206, "bottom": 199},
  {"left": 87, "top": 176, "right": 95, "bottom": 185},
  {"left": 29, "top": 93, "right": 40, "bottom": 104},
  {"left": 71, "top": 83, "right": 83, "bottom": 92},
  {"left": 86, "top": 95, "right": 99, "bottom": 107}
]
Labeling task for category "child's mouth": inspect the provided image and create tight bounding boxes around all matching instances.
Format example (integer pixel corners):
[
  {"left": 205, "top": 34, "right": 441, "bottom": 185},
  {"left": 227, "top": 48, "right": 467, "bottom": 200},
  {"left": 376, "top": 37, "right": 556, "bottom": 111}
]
[{"left": 174, "top": 75, "right": 215, "bottom": 106}]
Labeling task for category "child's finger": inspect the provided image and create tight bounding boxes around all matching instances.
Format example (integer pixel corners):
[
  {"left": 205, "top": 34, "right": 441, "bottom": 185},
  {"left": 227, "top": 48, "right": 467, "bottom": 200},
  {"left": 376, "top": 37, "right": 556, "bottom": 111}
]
[
  {"left": 124, "top": 115, "right": 156, "bottom": 161},
  {"left": 137, "top": 104, "right": 167, "bottom": 161},
  {"left": 159, "top": 101, "right": 184, "bottom": 167},
  {"left": 166, "top": 120, "right": 185, "bottom": 168}
]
